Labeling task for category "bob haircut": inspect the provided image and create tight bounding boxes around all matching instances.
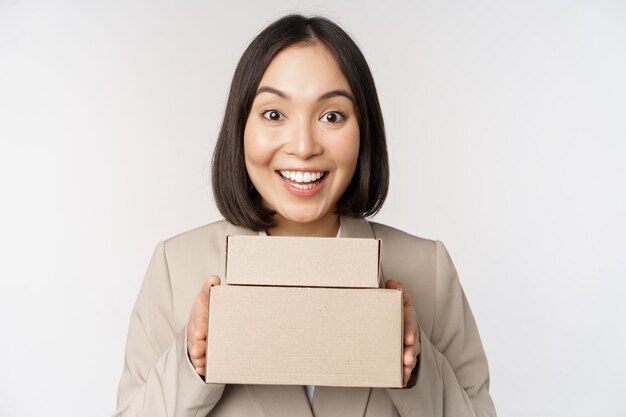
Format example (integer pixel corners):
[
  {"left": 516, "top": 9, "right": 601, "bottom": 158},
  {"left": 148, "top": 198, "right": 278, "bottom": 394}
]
[{"left": 212, "top": 14, "right": 389, "bottom": 231}]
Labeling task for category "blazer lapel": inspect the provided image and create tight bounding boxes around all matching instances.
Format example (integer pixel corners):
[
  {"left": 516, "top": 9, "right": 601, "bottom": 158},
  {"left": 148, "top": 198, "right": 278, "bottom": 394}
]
[
  {"left": 245, "top": 385, "right": 314, "bottom": 417},
  {"left": 246, "top": 384, "right": 373, "bottom": 417},
  {"left": 340, "top": 216, "right": 385, "bottom": 287},
  {"left": 339, "top": 216, "right": 375, "bottom": 239},
  {"left": 311, "top": 386, "right": 371, "bottom": 417}
]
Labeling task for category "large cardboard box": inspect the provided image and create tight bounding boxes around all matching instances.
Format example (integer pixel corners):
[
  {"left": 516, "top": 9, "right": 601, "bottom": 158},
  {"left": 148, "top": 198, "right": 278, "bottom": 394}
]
[
  {"left": 205, "top": 235, "right": 403, "bottom": 388},
  {"left": 205, "top": 285, "right": 403, "bottom": 387},
  {"left": 225, "top": 235, "right": 381, "bottom": 288}
]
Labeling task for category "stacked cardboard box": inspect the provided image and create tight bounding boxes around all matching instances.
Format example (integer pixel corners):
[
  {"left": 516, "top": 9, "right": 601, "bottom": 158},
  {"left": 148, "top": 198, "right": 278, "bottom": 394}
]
[{"left": 204, "top": 236, "right": 403, "bottom": 388}]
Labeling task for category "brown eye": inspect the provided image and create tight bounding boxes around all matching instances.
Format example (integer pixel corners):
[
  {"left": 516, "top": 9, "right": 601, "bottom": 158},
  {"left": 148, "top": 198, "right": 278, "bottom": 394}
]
[
  {"left": 262, "top": 110, "right": 285, "bottom": 121},
  {"left": 321, "top": 111, "right": 345, "bottom": 123}
]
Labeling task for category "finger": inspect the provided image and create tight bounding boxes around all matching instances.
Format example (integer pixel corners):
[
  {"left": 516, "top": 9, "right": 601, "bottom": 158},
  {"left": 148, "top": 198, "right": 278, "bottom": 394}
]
[
  {"left": 187, "top": 318, "right": 204, "bottom": 346},
  {"left": 188, "top": 276, "right": 220, "bottom": 341},
  {"left": 385, "top": 279, "right": 413, "bottom": 307},
  {"left": 196, "top": 276, "right": 221, "bottom": 306},
  {"left": 190, "top": 356, "right": 205, "bottom": 376},
  {"left": 384, "top": 279, "right": 399, "bottom": 290},
  {"left": 403, "top": 347, "right": 417, "bottom": 368},
  {"left": 190, "top": 353, "right": 200, "bottom": 368},
  {"left": 187, "top": 277, "right": 220, "bottom": 376},
  {"left": 188, "top": 340, "right": 205, "bottom": 359},
  {"left": 387, "top": 279, "right": 419, "bottom": 346},
  {"left": 404, "top": 311, "right": 418, "bottom": 346},
  {"left": 194, "top": 317, "right": 208, "bottom": 340},
  {"left": 194, "top": 356, "right": 205, "bottom": 368},
  {"left": 403, "top": 365, "right": 412, "bottom": 386},
  {"left": 190, "top": 354, "right": 205, "bottom": 370}
]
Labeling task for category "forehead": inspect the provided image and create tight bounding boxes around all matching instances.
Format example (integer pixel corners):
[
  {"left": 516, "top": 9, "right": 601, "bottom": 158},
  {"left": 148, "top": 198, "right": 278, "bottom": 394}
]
[{"left": 258, "top": 43, "right": 352, "bottom": 97}]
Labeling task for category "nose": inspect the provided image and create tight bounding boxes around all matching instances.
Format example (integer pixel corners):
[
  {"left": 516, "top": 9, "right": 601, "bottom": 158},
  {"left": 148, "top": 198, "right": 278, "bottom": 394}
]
[{"left": 284, "top": 119, "right": 323, "bottom": 160}]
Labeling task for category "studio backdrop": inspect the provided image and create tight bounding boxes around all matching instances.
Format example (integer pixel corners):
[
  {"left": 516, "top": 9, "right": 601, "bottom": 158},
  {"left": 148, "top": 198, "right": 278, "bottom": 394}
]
[{"left": 0, "top": 1, "right": 624, "bottom": 416}]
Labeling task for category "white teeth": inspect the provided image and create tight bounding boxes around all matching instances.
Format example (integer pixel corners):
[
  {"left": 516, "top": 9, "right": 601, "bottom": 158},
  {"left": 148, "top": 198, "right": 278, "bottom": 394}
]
[
  {"left": 279, "top": 170, "right": 325, "bottom": 183},
  {"left": 291, "top": 182, "right": 316, "bottom": 190}
]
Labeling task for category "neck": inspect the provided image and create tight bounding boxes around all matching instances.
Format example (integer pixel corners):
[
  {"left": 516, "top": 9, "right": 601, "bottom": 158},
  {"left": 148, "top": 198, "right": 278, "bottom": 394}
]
[{"left": 267, "top": 214, "right": 340, "bottom": 237}]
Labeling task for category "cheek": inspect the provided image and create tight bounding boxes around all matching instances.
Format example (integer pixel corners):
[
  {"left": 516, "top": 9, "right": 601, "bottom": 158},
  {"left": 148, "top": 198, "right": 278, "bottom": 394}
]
[
  {"left": 243, "top": 122, "right": 277, "bottom": 170},
  {"left": 333, "top": 125, "right": 360, "bottom": 174}
]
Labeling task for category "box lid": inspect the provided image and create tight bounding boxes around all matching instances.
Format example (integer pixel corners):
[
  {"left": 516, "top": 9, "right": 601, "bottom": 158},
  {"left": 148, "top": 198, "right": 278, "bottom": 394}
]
[{"left": 225, "top": 235, "right": 381, "bottom": 288}]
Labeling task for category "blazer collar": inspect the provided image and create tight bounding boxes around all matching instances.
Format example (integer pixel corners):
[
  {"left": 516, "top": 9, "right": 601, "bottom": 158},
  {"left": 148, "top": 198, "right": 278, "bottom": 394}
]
[
  {"left": 312, "top": 386, "right": 372, "bottom": 417},
  {"left": 338, "top": 216, "right": 375, "bottom": 239},
  {"left": 223, "top": 221, "right": 258, "bottom": 237},
  {"left": 244, "top": 385, "right": 372, "bottom": 417}
]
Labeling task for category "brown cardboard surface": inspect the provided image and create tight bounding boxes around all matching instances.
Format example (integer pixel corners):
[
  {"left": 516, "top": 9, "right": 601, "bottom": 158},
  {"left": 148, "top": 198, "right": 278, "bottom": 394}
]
[
  {"left": 205, "top": 285, "right": 403, "bottom": 387},
  {"left": 225, "top": 235, "right": 381, "bottom": 288}
]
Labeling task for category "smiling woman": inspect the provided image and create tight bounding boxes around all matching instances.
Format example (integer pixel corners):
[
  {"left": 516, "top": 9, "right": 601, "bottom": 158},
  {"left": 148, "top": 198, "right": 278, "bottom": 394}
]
[
  {"left": 113, "top": 14, "right": 496, "bottom": 417},
  {"left": 211, "top": 15, "right": 388, "bottom": 236}
]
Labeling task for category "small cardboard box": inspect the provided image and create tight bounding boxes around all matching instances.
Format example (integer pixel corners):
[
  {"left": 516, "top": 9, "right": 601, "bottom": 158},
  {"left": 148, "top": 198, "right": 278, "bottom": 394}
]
[
  {"left": 205, "top": 285, "right": 403, "bottom": 387},
  {"left": 225, "top": 235, "right": 381, "bottom": 288}
]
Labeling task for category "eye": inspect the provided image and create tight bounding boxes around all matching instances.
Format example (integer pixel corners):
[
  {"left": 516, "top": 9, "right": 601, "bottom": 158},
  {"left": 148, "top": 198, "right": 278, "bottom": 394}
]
[
  {"left": 320, "top": 111, "right": 345, "bottom": 124},
  {"left": 262, "top": 110, "right": 286, "bottom": 121}
]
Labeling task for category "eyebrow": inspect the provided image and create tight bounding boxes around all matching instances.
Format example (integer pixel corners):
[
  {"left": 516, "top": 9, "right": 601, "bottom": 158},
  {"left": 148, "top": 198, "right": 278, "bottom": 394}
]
[{"left": 255, "top": 86, "right": 354, "bottom": 103}]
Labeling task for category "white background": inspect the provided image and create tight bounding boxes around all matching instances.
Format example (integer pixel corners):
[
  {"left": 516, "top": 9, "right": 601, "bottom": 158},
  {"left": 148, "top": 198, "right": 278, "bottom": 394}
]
[{"left": 1, "top": 1, "right": 625, "bottom": 416}]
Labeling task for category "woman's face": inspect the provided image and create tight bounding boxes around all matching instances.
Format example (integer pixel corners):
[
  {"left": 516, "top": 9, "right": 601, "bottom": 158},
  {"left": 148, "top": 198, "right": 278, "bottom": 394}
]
[{"left": 244, "top": 43, "right": 360, "bottom": 231}]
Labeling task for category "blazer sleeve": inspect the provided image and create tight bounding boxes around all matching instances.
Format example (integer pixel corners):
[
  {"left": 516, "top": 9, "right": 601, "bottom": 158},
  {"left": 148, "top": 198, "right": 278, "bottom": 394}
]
[
  {"left": 112, "top": 241, "right": 225, "bottom": 417},
  {"left": 386, "top": 240, "right": 497, "bottom": 417}
]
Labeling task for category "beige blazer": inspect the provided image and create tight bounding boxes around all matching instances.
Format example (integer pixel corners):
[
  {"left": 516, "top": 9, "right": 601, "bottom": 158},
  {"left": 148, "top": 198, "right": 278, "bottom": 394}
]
[{"left": 113, "top": 217, "right": 496, "bottom": 417}]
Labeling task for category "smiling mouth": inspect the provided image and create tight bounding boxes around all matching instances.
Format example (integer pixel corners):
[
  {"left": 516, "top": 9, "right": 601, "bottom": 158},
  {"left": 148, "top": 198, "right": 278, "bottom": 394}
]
[{"left": 278, "top": 170, "right": 328, "bottom": 190}]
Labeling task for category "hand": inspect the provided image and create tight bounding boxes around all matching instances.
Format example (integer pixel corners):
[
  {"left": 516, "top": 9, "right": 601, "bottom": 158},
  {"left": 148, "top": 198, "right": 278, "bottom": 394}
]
[
  {"left": 385, "top": 279, "right": 421, "bottom": 386},
  {"left": 187, "top": 275, "right": 221, "bottom": 376}
]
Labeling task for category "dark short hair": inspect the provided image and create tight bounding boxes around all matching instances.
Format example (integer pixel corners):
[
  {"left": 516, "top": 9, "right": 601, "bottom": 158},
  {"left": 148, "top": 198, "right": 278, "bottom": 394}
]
[{"left": 212, "top": 14, "right": 389, "bottom": 231}]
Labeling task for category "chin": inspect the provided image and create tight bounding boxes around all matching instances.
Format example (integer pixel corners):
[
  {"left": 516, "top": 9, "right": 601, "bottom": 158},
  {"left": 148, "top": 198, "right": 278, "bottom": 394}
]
[
  {"left": 281, "top": 208, "right": 328, "bottom": 225},
  {"left": 284, "top": 214, "right": 321, "bottom": 225}
]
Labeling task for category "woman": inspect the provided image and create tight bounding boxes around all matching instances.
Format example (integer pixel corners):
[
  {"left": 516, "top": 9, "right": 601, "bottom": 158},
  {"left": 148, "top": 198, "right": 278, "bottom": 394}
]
[{"left": 113, "top": 14, "right": 496, "bottom": 417}]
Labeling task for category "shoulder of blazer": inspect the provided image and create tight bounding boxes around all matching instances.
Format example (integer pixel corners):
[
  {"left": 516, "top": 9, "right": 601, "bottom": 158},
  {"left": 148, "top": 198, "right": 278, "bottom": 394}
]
[
  {"left": 368, "top": 222, "right": 437, "bottom": 271},
  {"left": 164, "top": 219, "right": 232, "bottom": 254},
  {"left": 162, "top": 220, "right": 256, "bottom": 269},
  {"left": 155, "top": 220, "right": 254, "bottom": 324}
]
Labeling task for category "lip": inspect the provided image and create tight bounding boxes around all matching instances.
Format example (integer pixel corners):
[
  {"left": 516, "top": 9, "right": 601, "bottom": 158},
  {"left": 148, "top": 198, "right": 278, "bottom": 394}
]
[{"left": 275, "top": 169, "right": 329, "bottom": 197}]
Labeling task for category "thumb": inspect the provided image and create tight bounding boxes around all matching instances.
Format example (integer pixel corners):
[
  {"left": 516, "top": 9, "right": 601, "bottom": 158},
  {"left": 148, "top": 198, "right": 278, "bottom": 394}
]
[
  {"left": 189, "top": 276, "right": 221, "bottom": 341},
  {"left": 385, "top": 279, "right": 413, "bottom": 307},
  {"left": 196, "top": 275, "right": 221, "bottom": 306},
  {"left": 385, "top": 279, "right": 399, "bottom": 290}
]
